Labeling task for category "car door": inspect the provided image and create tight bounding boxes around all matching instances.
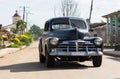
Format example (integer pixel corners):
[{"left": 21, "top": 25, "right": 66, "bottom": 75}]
[{"left": 42, "top": 21, "right": 51, "bottom": 55}]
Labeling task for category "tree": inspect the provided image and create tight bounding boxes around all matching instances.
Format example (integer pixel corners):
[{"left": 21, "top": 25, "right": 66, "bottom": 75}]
[
  {"left": 11, "top": 28, "right": 18, "bottom": 34},
  {"left": 16, "top": 20, "right": 27, "bottom": 34},
  {"left": 55, "top": 0, "right": 80, "bottom": 17},
  {"left": 29, "top": 25, "right": 43, "bottom": 40}
]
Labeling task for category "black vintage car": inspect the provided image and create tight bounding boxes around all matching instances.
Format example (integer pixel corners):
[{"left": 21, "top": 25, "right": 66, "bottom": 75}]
[{"left": 39, "top": 17, "right": 103, "bottom": 68}]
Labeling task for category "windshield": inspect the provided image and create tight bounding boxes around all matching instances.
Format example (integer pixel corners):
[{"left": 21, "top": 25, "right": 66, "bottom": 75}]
[
  {"left": 70, "top": 19, "right": 86, "bottom": 29},
  {"left": 51, "top": 18, "right": 70, "bottom": 30},
  {"left": 52, "top": 24, "right": 70, "bottom": 30},
  {"left": 51, "top": 18, "right": 87, "bottom": 30}
]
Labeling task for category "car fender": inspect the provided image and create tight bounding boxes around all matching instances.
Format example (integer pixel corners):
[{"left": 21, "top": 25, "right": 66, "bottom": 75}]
[{"left": 44, "top": 37, "right": 54, "bottom": 54}]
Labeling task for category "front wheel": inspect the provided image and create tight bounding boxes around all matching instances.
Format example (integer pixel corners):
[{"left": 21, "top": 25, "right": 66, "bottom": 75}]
[
  {"left": 92, "top": 56, "right": 102, "bottom": 67},
  {"left": 45, "top": 48, "right": 54, "bottom": 68}
]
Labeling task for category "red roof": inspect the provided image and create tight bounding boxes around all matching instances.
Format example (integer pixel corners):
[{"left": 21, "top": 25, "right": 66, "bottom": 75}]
[{"left": 90, "top": 23, "right": 106, "bottom": 28}]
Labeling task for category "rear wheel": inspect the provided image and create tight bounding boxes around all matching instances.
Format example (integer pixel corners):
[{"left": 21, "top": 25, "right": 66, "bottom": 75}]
[
  {"left": 39, "top": 43, "right": 45, "bottom": 63},
  {"left": 40, "top": 53, "right": 45, "bottom": 63},
  {"left": 92, "top": 56, "right": 102, "bottom": 67}
]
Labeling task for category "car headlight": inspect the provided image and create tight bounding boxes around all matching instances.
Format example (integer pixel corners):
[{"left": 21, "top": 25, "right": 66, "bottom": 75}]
[
  {"left": 50, "top": 37, "right": 59, "bottom": 45},
  {"left": 94, "top": 37, "right": 103, "bottom": 46}
]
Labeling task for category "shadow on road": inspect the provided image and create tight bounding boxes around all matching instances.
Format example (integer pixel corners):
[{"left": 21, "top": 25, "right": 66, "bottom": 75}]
[
  {"left": 0, "top": 61, "right": 93, "bottom": 72},
  {"left": 107, "top": 56, "right": 120, "bottom": 62}
]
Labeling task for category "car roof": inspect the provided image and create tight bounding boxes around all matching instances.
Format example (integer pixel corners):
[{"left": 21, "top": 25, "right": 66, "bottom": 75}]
[{"left": 46, "top": 17, "right": 85, "bottom": 22}]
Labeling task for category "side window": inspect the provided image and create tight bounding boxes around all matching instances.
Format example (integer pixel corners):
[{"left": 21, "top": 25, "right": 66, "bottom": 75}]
[{"left": 44, "top": 21, "right": 50, "bottom": 31}]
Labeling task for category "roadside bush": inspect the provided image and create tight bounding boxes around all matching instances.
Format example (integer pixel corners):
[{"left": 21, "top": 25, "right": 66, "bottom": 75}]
[
  {"left": 104, "top": 45, "right": 115, "bottom": 49},
  {"left": 20, "top": 35, "right": 29, "bottom": 46},
  {"left": 7, "top": 43, "right": 20, "bottom": 48},
  {"left": 24, "top": 32, "right": 33, "bottom": 42},
  {"left": 8, "top": 32, "right": 33, "bottom": 48},
  {"left": 115, "top": 44, "right": 120, "bottom": 51},
  {"left": 11, "top": 37, "right": 20, "bottom": 44},
  {"left": 2, "top": 35, "right": 8, "bottom": 41},
  {"left": 19, "top": 32, "right": 33, "bottom": 46}
]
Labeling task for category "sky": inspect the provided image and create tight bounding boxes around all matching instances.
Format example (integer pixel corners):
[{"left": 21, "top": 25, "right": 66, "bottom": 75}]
[{"left": 0, "top": 0, "right": 120, "bottom": 28}]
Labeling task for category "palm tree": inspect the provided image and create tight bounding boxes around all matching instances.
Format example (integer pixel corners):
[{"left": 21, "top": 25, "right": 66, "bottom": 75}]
[{"left": 16, "top": 20, "right": 27, "bottom": 34}]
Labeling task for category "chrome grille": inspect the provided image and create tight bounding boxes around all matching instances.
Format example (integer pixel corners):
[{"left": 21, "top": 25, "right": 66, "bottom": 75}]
[{"left": 56, "top": 42, "right": 98, "bottom": 52}]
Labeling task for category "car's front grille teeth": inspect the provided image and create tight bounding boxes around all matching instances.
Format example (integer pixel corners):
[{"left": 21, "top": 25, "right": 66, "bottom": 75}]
[{"left": 56, "top": 42, "right": 98, "bottom": 52}]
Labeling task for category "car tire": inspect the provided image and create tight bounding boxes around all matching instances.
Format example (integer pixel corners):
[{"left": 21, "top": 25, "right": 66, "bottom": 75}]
[
  {"left": 40, "top": 53, "right": 45, "bottom": 63},
  {"left": 92, "top": 56, "right": 102, "bottom": 67},
  {"left": 39, "top": 43, "right": 45, "bottom": 63},
  {"left": 45, "top": 48, "right": 54, "bottom": 68}
]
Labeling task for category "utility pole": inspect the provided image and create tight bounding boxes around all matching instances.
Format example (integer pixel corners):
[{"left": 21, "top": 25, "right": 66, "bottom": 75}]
[
  {"left": 89, "top": 0, "right": 93, "bottom": 24},
  {"left": 19, "top": 6, "right": 29, "bottom": 22},
  {"left": 19, "top": 6, "right": 30, "bottom": 30},
  {"left": 23, "top": 6, "right": 26, "bottom": 21}
]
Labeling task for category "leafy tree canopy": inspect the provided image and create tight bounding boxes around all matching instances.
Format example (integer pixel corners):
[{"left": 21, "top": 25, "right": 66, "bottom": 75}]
[
  {"left": 16, "top": 20, "right": 27, "bottom": 34},
  {"left": 29, "top": 24, "right": 43, "bottom": 40}
]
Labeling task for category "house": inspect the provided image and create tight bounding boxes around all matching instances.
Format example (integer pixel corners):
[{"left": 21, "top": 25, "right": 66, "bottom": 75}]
[
  {"left": 90, "top": 23, "right": 106, "bottom": 43},
  {"left": 0, "top": 24, "right": 10, "bottom": 35},
  {"left": 3, "top": 10, "right": 21, "bottom": 32},
  {"left": 102, "top": 10, "right": 120, "bottom": 45},
  {"left": 0, "top": 10, "right": 21, "bottom": 44}
]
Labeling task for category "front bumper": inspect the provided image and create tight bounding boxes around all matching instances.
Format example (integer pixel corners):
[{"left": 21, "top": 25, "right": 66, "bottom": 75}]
[{"left": 50, "top": 51, "right": 103, "bottom": 56}]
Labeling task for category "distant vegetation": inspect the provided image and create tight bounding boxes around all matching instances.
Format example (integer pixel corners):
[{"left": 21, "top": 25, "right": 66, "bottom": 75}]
[{"left": 29, "top": 24, "right": 43, "bottom": 41}]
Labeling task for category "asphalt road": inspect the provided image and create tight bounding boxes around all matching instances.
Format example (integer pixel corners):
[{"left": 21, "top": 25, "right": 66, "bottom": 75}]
[{"left": 0, "top": 41, "right": 120, "bottom": 79}]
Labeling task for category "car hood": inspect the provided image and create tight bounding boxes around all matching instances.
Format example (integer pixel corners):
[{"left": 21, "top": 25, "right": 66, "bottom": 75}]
[{"left": 49, "top": 28, "right": 89, "bottom": 40}]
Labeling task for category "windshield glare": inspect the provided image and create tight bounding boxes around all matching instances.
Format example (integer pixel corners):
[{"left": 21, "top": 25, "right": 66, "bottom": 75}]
[
  {"left": 70, "top": 19, "right": 86, "bottom": 29},
  {"left": 51, "top": 18, "right": 87, "bottom": 30},
  {"left": 52, "top": 24, "right": 70, "bottom": 30}
]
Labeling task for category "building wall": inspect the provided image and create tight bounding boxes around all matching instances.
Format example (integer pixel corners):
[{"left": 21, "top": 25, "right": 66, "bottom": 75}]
[
  {"left": 3, "top": 24, "right": 16, "bottom": 32},
  {"left": 91, "top": 25, "right": 106, "bottom": 43},
  {"left": 12, "top": 16, "right": 21, "bottom": 24}
]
